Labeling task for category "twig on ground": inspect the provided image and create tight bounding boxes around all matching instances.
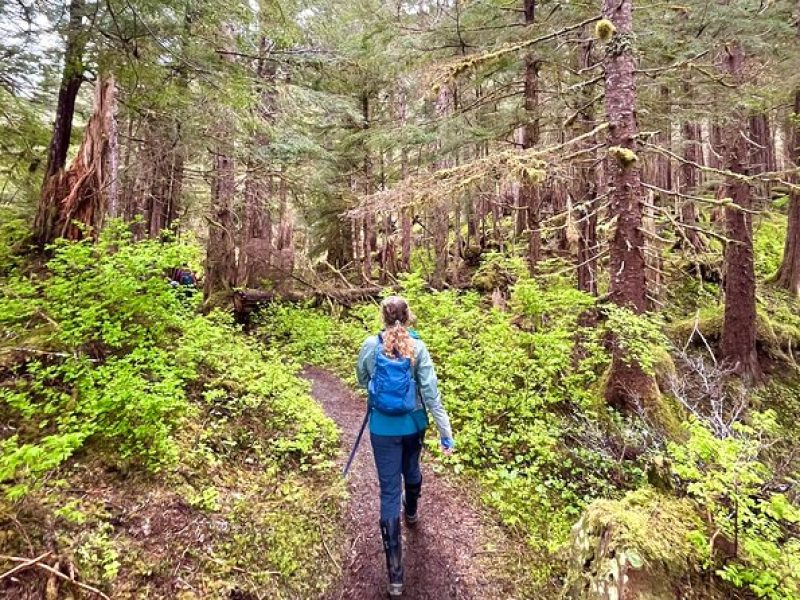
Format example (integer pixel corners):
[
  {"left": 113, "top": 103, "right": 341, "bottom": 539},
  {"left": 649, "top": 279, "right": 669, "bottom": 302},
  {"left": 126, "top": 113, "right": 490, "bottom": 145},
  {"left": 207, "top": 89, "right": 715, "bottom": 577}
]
[
  {"left": 318, "top": 522, "right": 343, "bottom": 575},
  {"left": 0, "top": 551, "right": 51, "bottom": 581},
  {"left": 0, "top": 555, "right": 110, "bottom": 599}
]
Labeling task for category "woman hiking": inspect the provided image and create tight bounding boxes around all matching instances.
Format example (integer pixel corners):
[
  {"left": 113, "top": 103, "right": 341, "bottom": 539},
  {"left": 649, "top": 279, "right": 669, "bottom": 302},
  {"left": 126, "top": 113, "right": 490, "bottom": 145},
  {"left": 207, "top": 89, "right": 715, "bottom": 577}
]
[{"left": 356, "top": 295, "right": 455, "bottom": 597}]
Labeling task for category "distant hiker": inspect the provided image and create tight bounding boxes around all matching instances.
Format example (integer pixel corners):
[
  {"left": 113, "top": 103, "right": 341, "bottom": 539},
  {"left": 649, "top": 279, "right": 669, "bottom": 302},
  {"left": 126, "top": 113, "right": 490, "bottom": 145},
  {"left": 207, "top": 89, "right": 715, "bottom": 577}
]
[
  {"left": 356, "top": 295, "right": 455, "bottom": 597},
  {"left": 169, "top": 264, "right": 197, "bottom": 290}
]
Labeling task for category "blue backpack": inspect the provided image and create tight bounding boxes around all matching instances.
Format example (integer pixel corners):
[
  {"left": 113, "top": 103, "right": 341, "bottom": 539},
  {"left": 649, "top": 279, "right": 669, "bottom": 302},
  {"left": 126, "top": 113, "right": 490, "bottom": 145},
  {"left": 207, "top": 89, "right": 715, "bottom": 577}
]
[
  {"left": 179, "top": 269, "right": 196, "bottom": 286},
  {"left": 368, "top": 334, "right": 417, "bottom": 416}
]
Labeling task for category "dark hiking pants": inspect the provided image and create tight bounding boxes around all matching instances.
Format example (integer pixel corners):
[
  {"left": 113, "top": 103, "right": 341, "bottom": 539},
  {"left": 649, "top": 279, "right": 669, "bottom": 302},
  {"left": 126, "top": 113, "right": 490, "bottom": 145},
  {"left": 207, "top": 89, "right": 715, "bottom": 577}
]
[{"left": 370, "top": 433, "right": 423, "bottom": 521}]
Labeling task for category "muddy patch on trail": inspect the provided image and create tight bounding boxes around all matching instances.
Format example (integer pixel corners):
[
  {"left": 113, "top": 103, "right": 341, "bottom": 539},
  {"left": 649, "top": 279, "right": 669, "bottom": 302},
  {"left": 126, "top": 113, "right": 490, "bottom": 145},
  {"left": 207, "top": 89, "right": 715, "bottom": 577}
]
[{"left": 303, "top": 366, "right": 518, "bottom": 600}]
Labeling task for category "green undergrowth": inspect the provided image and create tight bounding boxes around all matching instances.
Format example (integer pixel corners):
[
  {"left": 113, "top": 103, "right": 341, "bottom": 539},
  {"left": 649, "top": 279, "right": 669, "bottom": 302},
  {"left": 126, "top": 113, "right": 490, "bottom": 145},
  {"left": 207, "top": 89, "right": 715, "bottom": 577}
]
[
  {"left": 262, "top": 254, "right": 800, "bottom": 599},
  {"left": 260, "top": 265, "right": 662, "bottom": 584},
  {"left": 0, "top": 221, "right": 342, "bottom": 598}
]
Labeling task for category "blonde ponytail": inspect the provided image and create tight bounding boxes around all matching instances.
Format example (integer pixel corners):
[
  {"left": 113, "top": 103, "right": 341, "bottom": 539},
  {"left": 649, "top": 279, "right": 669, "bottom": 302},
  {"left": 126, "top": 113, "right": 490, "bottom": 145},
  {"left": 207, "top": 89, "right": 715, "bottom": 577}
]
[{"left": 380, "top": 297, "right": 415, "bottom": 364}]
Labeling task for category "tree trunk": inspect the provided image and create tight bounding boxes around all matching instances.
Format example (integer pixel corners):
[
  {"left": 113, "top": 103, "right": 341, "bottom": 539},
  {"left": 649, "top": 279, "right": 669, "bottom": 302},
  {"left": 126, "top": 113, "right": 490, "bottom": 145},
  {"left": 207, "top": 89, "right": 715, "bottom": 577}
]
[
  {"left": 776, "top": 9, "right": 800, "bottom": 296},
  {"left": 351, "top": 212, "right": 361, "bottom": 274},
  {"left": 106, "top": 87, "right": 120, "bottom": 219},
  {"left": 35, "top": 76, "right": 118, "bottom": 243},
  {"left": 709, "top": 122, "right": 724, "bottom": 169},
  {"left": 679, "top": 112, "right": 707, "bottom": 252},
  {"left": 139, "top": 120, "right": 185, "bottom": 238},
  {"left": 35, "top": 0, "right": 87, "bottom": 245},
  {"left": 574, "top": 33, "right": 599, "bottom": 295},
  {"left": 362, "top": 93, "right": 375, "bottom": 283},
  {"left": 719, "top": 42, "right": 761, "bottom": 380},
  {"left": 602, "top": 0, "right": 657, "bottom": 409},
  {"left": 776, "top": 90, "right": 800, "bottom": 296},
  {"left": 520, "top": 0, "right": 541, "bottom": 273},
  {"left": 652, "top": 86, "right": 673, "bottom": 194},
  {"left": 432, "top": 84, "right": 452, "bottom": 289},
  {"left": 204, "top": 27, "right": 238, "bottom": 299},
  {"left": 238, "top": 37, "right": 276, "bottom": 288},
  {"left": 748, "top": 113, "right": 774, "bottom": 174},
  {"left": 398, "top": 89, "right": 413, "bottom": 272},
  {"left": 274, "top": 167, "right": 295, "bottom": 277}
]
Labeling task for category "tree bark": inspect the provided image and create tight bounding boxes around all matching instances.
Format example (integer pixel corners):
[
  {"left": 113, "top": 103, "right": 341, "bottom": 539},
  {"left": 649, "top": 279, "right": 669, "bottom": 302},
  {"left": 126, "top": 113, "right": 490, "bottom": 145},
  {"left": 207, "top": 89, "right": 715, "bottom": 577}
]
[
  {"left": 719, "top": 42, "right": 761, "bottom": 380},
  {"left": 106, "top": 85, "right": 120, "bottom": 219},
  {"left": 138, "top": 120, "right": 185, "bottom": 238},
  {"left": 679, "top": 112, "right": 707, "bottom": 252},
  {"left": 431, "top": 84, "right": 452, "bottom": 289},
  {"left": 43, "top": 0, "right": 86, "bottom": 181},
  {"left": 709, "top": 122, "right": 724, "bottom": 169},
  {"left": 35, "top": 76, "right": 118, "bottom": 243},
  {"left": 238, "top": 36, "right": 276, "bottom": 288},
  {"left": 776, "top": 9, "right": 800, "bottom": 296},
  {"left": 361, "top": 93, "right": 376, "bottom": 283},
  {"left": 274, "top": 167, "right": 295, "bottom": 276},
  {"left": 574, "top": 32, "right": 599, "bottom": 295},
  {"left": 602, "top": 0, "right": 657, "bottom": 409},
  {"left": 519, "top": 0, "right": 541, "bottom": 273},
  {"left": 204, "top": 26, "right": 238, "bottom": 299},
  {"left": 35, "top": 0, "right": 88, "bottom": 245},
  {"left": 398, "top": 90, "right": 413, "bottom": 272}
]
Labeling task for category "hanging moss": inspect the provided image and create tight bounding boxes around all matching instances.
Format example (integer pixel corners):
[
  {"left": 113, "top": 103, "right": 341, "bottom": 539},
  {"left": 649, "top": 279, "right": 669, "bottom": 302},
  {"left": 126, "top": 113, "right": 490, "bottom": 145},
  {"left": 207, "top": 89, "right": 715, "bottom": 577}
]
[{"left": 594, "top": 19, "right": 617, "bottom": 42}]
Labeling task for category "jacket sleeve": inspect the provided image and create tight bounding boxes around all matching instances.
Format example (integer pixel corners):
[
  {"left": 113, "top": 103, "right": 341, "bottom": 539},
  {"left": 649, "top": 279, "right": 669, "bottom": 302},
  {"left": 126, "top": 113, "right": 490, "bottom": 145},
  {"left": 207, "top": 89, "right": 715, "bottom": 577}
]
[
  {"left": 356, "top": 336, "right": 377, "bottom": 390},
  {"left": 414, "top": 342, "right": 453, "bottom": 441}
]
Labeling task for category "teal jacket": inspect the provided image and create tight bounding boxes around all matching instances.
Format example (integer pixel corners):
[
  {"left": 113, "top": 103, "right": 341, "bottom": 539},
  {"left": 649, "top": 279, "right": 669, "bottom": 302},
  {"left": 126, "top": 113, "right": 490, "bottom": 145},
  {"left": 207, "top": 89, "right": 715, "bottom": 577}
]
[{"left": 356, "top": 332, "right": 453, "bottom": 443}]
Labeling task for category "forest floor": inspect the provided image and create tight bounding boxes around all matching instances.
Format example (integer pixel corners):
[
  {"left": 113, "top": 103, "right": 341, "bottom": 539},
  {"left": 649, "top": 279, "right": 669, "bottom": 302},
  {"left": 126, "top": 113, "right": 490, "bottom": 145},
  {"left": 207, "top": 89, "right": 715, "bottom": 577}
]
[{"left": 303, "top": 366, "right": 527, "bottom": 600}]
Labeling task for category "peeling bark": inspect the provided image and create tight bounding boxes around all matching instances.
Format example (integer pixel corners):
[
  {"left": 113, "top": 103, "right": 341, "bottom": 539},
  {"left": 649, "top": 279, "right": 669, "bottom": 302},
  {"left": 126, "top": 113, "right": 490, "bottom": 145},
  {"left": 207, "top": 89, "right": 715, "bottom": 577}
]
[{"left": 35, "top": 76, "right": 118, "bottom": 243}]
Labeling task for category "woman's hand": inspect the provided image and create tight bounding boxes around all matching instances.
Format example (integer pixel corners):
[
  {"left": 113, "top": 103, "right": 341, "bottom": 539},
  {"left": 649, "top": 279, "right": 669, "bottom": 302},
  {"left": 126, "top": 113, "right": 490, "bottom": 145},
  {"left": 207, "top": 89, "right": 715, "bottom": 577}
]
[{"left": 440, "top": 437, "right": 455, "bottom": 456}]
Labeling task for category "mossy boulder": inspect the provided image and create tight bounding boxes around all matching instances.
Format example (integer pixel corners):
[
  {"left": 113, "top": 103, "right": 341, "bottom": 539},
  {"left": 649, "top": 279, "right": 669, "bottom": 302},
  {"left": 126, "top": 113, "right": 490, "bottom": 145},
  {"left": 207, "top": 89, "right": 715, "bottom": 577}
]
[{"left": 562, "top": 488, "right": 711, "bottom": 600}]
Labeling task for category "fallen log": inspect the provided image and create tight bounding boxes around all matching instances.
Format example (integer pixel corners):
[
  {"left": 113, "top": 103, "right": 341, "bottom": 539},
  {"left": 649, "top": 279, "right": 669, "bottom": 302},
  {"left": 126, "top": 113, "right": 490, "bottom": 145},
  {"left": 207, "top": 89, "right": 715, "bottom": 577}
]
[{"left": 233, "top": 286, "right": 384, "bottom": 322}]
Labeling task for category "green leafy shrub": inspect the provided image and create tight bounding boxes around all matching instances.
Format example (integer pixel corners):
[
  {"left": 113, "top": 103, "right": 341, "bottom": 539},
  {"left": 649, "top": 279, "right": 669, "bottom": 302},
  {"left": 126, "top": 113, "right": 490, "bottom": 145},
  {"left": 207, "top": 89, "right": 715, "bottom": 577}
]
[
  {"left": 669, "top": 415, "right": 800, "bottom": 600},
  {"left": 603, "top": 304, "right": 670, "bottom": 376},
  {"left": 1, "top": 223, "right": 337, "bottom": 500},
  {"left": 0, "top": 206, "right": 30, "bottom": 274}
]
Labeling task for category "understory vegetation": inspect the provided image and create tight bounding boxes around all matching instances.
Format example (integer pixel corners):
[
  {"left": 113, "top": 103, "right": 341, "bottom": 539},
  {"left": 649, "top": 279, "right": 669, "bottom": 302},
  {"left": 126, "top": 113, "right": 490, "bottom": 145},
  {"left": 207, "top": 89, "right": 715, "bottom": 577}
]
[
  {"left": 2, "top": 210, "right": 799, "bottom": 599},
  {"left": 1, "top": 221, "right": 342, "bottom": 599},
  {"left": 263, "top": 240, "right": 800, "bottom": 598}
]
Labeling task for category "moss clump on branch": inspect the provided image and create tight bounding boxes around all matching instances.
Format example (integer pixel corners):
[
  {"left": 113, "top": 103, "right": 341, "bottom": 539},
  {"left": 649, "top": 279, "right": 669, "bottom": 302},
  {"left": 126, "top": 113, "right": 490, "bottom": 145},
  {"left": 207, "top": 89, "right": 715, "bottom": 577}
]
[
  {"left": 594, "top": 19, "right": 617, "bottom": 42},
  {"left": 608, "top": 145, "right": 638, "bottom": 166}
]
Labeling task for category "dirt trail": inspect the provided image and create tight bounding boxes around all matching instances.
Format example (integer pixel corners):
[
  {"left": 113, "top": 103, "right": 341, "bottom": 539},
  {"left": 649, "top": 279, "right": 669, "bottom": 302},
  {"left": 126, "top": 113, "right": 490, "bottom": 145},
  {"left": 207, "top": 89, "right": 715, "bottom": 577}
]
[{"left": 303, "top": 366, "right": 514, "bottom": 600}]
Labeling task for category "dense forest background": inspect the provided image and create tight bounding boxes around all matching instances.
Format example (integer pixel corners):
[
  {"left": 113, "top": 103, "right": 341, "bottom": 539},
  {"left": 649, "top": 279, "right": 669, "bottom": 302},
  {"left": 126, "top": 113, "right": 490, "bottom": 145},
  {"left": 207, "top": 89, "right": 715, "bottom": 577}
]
[{"left": 2, "top": 0, "right": 800, "bottom": 598}]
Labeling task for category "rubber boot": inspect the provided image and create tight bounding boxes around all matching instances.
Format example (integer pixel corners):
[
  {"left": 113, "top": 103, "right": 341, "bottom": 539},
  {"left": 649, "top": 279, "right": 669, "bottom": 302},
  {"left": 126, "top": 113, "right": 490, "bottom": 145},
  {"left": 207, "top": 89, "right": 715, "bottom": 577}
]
[
  {"left": 403, "top": 481, "right": 422, "bottom": 527},
  {"left": 380, "top": 517, "right": 403, "bottom": 597}
]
